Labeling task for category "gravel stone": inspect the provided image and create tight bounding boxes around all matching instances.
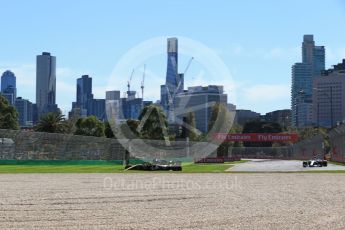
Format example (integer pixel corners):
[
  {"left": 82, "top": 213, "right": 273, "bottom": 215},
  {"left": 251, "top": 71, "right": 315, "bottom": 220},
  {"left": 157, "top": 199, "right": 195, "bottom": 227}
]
[{"left": 0, "top": 173, "right": 345, "bottom": 229}]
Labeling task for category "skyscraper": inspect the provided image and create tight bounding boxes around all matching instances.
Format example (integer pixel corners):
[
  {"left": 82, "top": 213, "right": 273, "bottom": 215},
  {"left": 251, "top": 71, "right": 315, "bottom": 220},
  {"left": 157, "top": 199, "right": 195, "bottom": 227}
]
[
  {"left": 291, "top": 35, "right": 325, "bottom": 127},
  {"left": 161, "top": 38, "right": 178, "bottom": 113},
  {"left": 70, "top": 75, "right": 93, "bottom": 118},
  {"left": 166, "top": 37, "right": 178, "bottom": 90},
  {"left": 160, "top": 37, "right": 184, "bottom": 122},
  {"left": 69, "top": 75, "right": 106, "bottom": 120},
  {"left": 301, "top": 35, "right": 326, "bottom": 74},
  {"left": 36, "top": 52, "right": 58, "bottom": 117},
  {"left": 77, "top": 75, "right": 93, "bottom": 109},
  {"left": 1, "top": 70, "right": 16, "bottom": 105},
  {"left": 302, "top": 35, "right": 315, "bottom": 64}
]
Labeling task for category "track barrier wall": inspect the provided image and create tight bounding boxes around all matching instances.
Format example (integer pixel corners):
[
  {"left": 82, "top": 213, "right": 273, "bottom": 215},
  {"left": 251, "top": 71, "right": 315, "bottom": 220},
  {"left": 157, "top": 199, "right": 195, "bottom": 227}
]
[
  {"left": 329, "top": 125, "right": 345, "bottom": 163},
  {"left": 0, "top": 129, "right": 331, "bottom": 161}
]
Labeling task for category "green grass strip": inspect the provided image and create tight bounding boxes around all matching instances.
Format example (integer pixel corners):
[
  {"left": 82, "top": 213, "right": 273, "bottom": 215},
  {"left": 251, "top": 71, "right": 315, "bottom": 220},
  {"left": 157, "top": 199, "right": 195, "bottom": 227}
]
[{"left": 0, "top": 159, "right": 144, "bottom": 166}]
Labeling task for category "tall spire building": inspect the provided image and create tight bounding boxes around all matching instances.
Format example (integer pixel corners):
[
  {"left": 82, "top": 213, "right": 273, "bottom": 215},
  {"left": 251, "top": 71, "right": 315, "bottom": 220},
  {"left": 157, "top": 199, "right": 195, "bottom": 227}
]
[
  {"left": 160, "top": 37, "right": 184, "bottom": 122},
  {"left": 166, "top": 37, "right": 178, "bottom": 91}
]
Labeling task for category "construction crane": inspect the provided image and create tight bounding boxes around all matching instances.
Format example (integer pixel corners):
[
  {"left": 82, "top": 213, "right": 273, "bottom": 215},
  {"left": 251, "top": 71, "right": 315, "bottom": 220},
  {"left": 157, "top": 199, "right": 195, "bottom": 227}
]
[
  {"left": 165, "top": 84, "right": 175, "bottom": 123},
  {"left": 165, "top": 57, "right": 194, "bottom": 123},
  {"left": 141, "top": 64, "right": 146, "bottom": 100},
  {"left": 127, "top": 69, "right": 135, "bottom": 92},
  {"left": 183, "top": 57, "right": 194, "bottom": 76},
  {"left": 175, "top": 57, "right": 194, "bottom": 95}
]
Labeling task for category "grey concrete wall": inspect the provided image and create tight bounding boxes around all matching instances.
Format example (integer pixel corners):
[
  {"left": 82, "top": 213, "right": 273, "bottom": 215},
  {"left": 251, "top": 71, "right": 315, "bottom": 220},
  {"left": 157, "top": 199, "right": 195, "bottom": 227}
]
[
  {"left": 1, "top": 129, "right": 325, "bottom": 161},
  {"left": 0, "top": 129, "right": 125, "bottom": 160},
  {"left": 0, "top": 129, "right": 216, "bottom": 161}
]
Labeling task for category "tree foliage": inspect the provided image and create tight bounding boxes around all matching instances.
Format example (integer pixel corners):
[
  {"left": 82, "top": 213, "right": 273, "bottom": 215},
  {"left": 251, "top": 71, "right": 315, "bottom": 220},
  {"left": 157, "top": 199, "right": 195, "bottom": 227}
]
[
  {"left": 117, "top": 119, "right": 140, "bottom": 139},
  {"left": 208, "top": 103, "right": 233, "bottom": 133},
  {"left": 293, "top": 127, "right": 330, "bottom": 153},
  {"left": 34, "top": 112, "right": 66, "bottom": 133},
  {"left": 208, "top": 103, "right": 238, "bottom": 156},
  {"left": 0, "top": 95, "right": 19, "bottom": 130},
  {"left": 208, "top": 103, "right": 221, "bottom": 132},
  {"left": 181, "top": 112, "right": 199, "bottom": 141},
  {"left": 229, "top": 124, "right": 243, "bottom": 147},
  {"left": 104, "top": 121, "right": 115, "bottom": 138},
  {"left": 242, "top": 120, "right": 282, "bottom": 147},
  {"left": 138, "top": 105, "right": 168, "bottom": 140},
  {"left": 74, "top": 116, "right": 105, "bottom": 137}
]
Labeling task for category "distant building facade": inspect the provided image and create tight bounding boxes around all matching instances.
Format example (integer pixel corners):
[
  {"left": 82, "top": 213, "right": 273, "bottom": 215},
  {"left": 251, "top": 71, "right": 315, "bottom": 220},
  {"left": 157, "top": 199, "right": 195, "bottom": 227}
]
[
  {"left": 120, "top": 91, "right": 143, "bottom": 120},
  {"left": 313, "top": 59, "right": 345, "bottom": 127},
  {"left": 291, "top": 35, "right": 325, "bottom": 128},
  {"left": 15, "top": 97, "right": 33, "bottom": 127},
  {"left": 1, "top": 70, "right": 34, "bottom": 127},
  {"left": 227, "top": 103, "right": 236, "bottom": 112},
  {"left": 263, "top": 109, "right": 291, "bottom": 127},
  {"left": 105, "top": 90, "right": 120, "bottom": 121},
  {"left": 36, "top": 52, "right": 59, "bottom": 117},
  {"left": 1, "top": 70, "right": 17, "bottom": 105},
  {"left": 91, "top": 99, "right": 105, "bottom": 120},
  {"left": 175, "top": 85, "right": 227, "bottom": 133},
  {"left": 69, "top": 75, "right": 105, "bottom": 120},
  {"left": 234, "top": 109, "right": 261, "bottom": 125}
]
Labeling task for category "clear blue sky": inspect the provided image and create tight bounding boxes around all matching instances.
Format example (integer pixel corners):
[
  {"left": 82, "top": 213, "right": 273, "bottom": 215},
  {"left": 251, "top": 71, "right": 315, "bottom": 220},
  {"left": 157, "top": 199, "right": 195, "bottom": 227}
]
[{"left": 1, "top": 0, "right": 345, "bottom": 114}]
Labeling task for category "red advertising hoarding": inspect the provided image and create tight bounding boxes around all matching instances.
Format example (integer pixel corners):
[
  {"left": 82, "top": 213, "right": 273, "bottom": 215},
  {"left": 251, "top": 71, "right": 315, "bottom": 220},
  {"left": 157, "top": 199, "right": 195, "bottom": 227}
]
[{"left": 213, "top": 133, "right": 299, "bottom": 142}]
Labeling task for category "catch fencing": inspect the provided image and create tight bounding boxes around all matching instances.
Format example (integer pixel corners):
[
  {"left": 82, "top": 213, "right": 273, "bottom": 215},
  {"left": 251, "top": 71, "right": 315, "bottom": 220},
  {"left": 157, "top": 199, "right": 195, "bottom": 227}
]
[
  {"left": 291, "top": 134, "right": 324, "bottom": 160},
  {"left": 329, "top": 125, "right": 345, "bottom": 163},
  {"left": 227, "top": 134, "right": 323, "bottom": 160}
]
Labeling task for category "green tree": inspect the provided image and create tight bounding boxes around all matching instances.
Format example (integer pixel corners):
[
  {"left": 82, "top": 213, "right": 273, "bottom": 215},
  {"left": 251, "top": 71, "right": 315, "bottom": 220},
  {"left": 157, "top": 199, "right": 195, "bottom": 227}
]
[
  {"left": 104, "top": 121, "right": 115, "bottom": 138},
  {"left": 138, "top": 105, "right": 168, "bottom": 140},
  {"left": 208, "top": 103, "right": 234, "bottom": 156},
  {"left": 0, "top": 95, "right": 19, "bottom": 130},
  {"left": 34, "top": 112, "right": 66, "bottom": 133},
  {"left": 208, "top": 103, "right": 220, "bottom": 132},
  {"left": 126, "top": 119, "right": 140, "bottom": 135},
  {"left": 208, "top": 103, "right": 233, "bottom": 133},
  {"left": 74, "top": 116, "right": 105, "bottom": 137},
  {"left": 294, "top": 127, "right": 330, "bottom": 153},
  {"left": 63, "top": 108, "right": 84, "bottom": 134},
  {"left": 242, "top": 120, "right": 282, "bottom": 147},
  {"left": 182, "top": 112, "right": 198, "bottom": 141},
  {"left": 118, "top": 119, "right": 140, "bottom": 139},
  {"left": 229, "top": 124, "right": 243, "bottom": 147},
  {"left": 62, "top": 117, "right": 78, "bottom": 134}
]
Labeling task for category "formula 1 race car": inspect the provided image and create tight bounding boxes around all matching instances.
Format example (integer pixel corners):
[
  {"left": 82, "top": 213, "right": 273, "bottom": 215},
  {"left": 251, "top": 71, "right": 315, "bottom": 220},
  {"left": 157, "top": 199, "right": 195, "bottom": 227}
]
[
  {"left": 303, "top": 159, "right": 327, "bottom": 167},
  {"left": 125, "top": 159, "right": 182, "bottom": 171}
]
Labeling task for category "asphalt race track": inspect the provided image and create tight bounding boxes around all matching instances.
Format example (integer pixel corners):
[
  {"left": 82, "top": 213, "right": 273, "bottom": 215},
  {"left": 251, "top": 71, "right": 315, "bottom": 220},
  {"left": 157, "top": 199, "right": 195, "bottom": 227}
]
[
  {"left": 229, "top": 159, "right": 345, "bottom": 172},
  {"left": 1, "top": 173, "right": 345, "bottom": 229}
]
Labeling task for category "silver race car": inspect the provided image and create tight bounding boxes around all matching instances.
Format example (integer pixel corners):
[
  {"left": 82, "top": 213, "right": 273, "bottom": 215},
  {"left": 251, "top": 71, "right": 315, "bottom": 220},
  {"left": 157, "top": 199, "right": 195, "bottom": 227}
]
[{"left": 303, "top": 158, "right": 327, "bottom": 167}]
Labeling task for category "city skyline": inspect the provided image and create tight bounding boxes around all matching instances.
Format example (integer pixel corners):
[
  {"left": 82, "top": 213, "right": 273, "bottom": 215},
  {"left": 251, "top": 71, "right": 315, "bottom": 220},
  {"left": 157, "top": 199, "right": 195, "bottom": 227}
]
[
  {"left": 1, "top": 0, "right": 345, "bottom": 114},
  {"left": 1, "top": 36, "right": 344, "bottom": 118}
]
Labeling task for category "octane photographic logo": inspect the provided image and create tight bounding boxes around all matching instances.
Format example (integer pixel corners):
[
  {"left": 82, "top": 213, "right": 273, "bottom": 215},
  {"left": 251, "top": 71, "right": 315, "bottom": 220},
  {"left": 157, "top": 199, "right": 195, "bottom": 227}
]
[{"left": 106, "top": 36, "right": 236, "bottom": 160}]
